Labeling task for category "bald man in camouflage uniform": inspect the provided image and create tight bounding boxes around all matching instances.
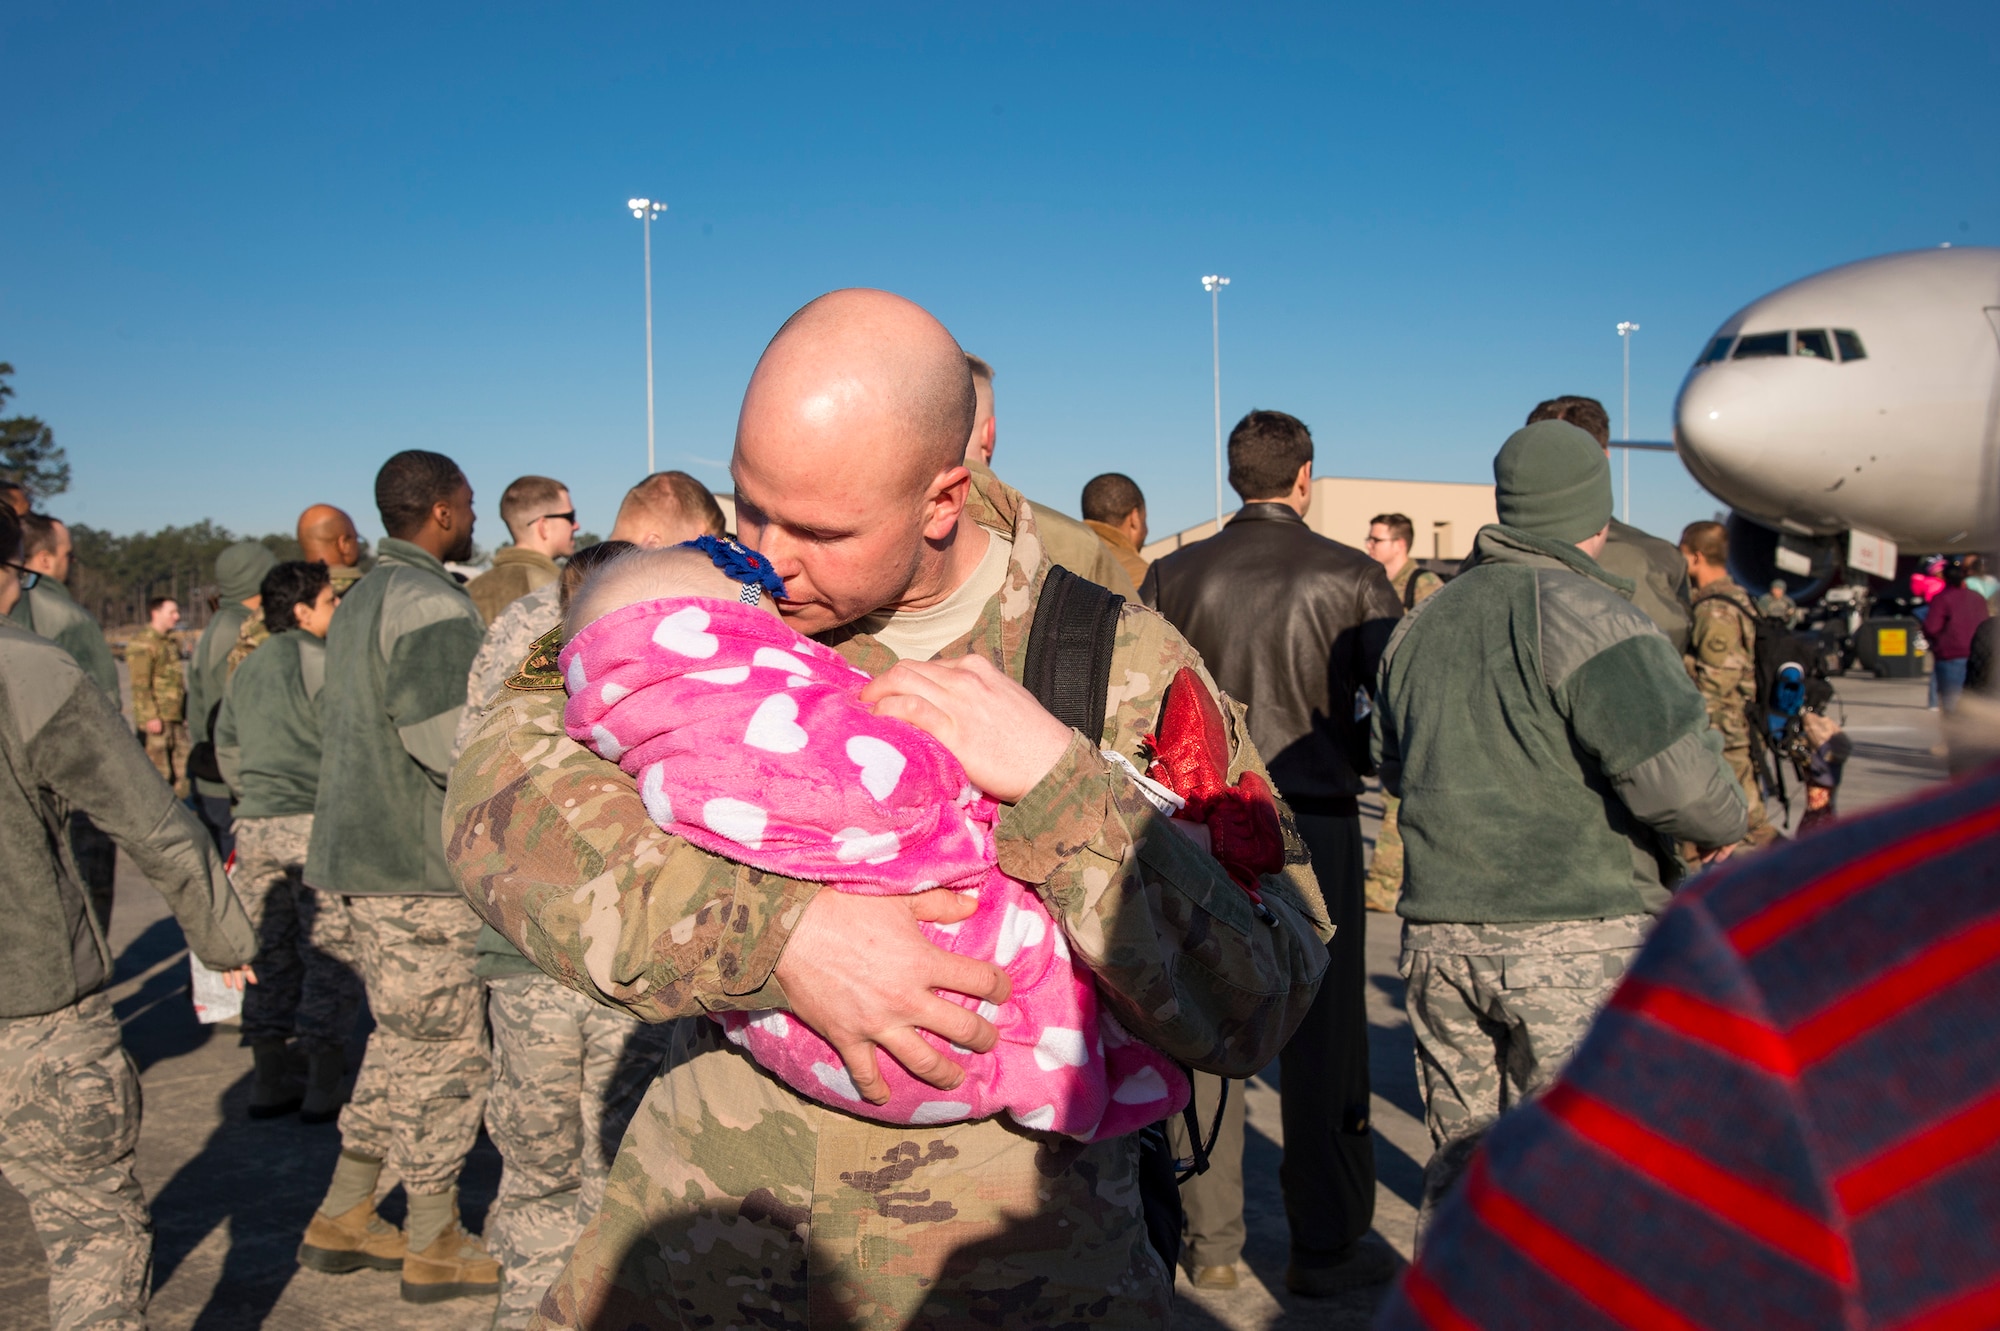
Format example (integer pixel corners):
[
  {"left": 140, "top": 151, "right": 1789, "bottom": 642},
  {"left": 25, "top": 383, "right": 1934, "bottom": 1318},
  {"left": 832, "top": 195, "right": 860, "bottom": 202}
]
[
  {"left": 447, "top": 292, "right": 1331, "bottom": 1329},
  {"left": 1680, "top": 522, "right": 1779, "bottom": 848}
]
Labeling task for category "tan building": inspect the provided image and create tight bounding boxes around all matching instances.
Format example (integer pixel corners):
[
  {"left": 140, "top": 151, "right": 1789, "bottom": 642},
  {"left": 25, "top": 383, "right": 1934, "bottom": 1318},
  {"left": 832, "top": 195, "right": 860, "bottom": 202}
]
[{"left": 1141, "top": 475, "right": 1498, "bottom": 564}]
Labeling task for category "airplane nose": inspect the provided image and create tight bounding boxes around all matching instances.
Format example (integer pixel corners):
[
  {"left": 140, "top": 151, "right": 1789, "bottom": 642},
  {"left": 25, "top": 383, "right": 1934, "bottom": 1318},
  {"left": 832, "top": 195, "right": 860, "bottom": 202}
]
[{"left": 1675, "top": 365, "right": 1784, "bottom": 516}]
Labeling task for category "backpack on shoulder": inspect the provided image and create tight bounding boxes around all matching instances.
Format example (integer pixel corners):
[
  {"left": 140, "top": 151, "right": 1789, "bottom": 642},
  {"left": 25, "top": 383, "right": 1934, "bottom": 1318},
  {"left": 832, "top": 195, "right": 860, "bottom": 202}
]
[
  {"left": 1021, "top": 564, "right": 1229, "bottom": 1278},
  {"left": 1693, "top": 588, "right": 1836, "bottom": 809}
]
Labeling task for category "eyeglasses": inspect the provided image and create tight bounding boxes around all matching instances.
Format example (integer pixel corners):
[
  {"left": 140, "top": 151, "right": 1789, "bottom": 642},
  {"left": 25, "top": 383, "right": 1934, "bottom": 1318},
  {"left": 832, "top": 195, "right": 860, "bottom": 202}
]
[
  {"left": 536, "top": 510, "right": 578, "bottom": 527},
  {"left": 3, "top": 561, "right": 40, "bottom": 590}
]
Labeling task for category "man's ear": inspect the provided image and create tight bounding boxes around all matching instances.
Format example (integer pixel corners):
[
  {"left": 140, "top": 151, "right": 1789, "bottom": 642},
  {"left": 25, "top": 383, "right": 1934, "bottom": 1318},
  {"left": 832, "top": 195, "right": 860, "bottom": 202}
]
[
  {"left": 434, "top": 499, "right": 457, "bottom": 532},
  {"left": 922, "top": 465, "right": 973, "bottom": 541}
]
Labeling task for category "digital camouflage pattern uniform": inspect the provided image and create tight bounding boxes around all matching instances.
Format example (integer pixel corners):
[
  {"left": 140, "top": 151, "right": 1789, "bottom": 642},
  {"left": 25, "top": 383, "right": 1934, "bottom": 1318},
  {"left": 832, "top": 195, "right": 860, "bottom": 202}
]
[
  {"left": 306, "top": 538, "right": 489, "bottom": 1202},
  {"left": 455, "top": 579, "right": 674, "bottom": 1329},
  {"left": 1399, "top": 916, "right": 1646, "bottom": 1234},
  {"left": 1365, "top": 560, "right": 1443, "bottom": 913},
  {"left": 446, "top": 475, "right": 1333, "bottom": 1330},
  {"left": 1686, "top": 579, "right": 1777, "bottom": 846},
  {"left": 1376, "top": 524, "right": 1746, "bottom": 1235},
  {"left": 483, "top": 974, "right": 673, "bottom": 1330},
  {"left": 230, "top": 814, "right": 364, "bottom": 1054},
  {"left": 456, "top": 581, "right": 559, "bottom": 760},
  {"left": 126, "top": 626, "right": 189, "bottom": 793}
]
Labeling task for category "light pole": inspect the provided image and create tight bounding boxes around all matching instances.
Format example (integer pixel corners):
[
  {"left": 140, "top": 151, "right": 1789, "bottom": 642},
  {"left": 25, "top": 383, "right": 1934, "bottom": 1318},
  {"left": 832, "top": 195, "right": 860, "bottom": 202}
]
[
  {"left": 1203, "top": 275, "right": 1230, "bottom": 532},
  {"left": 629, "top": 198, "right": 669, "bottom": 473},
  {"left": 1616, "top": 320, "right": 1640, "bottom": 523}
]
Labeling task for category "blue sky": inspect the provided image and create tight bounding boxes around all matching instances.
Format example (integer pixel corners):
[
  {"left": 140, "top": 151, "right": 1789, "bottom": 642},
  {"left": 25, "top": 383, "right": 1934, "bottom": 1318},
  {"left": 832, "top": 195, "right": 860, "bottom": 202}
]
[{"left": 4, "top": 2, "right": 1994, "bottom": 549}]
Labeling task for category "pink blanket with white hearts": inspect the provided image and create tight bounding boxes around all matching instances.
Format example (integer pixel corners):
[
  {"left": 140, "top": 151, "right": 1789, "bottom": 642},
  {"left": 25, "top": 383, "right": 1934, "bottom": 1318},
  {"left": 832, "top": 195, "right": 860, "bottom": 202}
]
[{"left": 559, "top": 596, "right": 1189, "bottom": 1140}]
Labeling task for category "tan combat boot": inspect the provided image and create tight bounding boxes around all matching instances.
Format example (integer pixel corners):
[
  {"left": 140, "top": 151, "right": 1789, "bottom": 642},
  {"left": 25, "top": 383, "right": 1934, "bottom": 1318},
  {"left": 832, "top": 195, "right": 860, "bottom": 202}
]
[
  {"left": 401, "top": 1221, "right": 502, "bottom": 1304},
  {"left": 296, "top": 1200, "right": 406, "bottom": 1274}
]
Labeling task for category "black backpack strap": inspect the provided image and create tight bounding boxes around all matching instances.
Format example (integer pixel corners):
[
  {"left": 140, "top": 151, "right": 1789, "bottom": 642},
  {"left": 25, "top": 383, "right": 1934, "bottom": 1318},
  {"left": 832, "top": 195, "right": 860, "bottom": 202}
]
[
  {"left": 1022, "top": 565, "right": 1125, "bottom": 744},
  {"left": 1022, "top": 564, "right": 1230, "bottom": 1247}
]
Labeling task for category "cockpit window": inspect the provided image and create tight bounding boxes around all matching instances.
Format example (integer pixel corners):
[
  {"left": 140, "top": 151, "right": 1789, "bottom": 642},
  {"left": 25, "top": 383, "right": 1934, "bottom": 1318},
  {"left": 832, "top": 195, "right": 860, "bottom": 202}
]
[
  {"left": 1699, "top": 335, "right": 1735, "bottom": 364},
  {"left": 1733, "top": 331, "right": 1790, "bottom": 359},
  {"left": 1835, "top": 329, "right": 1866, "bottom": 361},
  {"left": 1795, "top": 329, "right": 1834, "bottom": 360}
]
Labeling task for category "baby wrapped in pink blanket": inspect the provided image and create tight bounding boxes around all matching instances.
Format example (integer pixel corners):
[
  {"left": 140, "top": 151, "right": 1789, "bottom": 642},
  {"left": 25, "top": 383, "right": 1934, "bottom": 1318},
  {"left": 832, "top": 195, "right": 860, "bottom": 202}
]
[{"left": 559, "top": 547, "right": 1188, "bottom": 1140}]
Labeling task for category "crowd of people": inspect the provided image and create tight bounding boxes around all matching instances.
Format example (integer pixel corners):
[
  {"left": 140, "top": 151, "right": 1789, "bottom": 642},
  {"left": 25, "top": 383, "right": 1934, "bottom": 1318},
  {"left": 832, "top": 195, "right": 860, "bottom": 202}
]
[{"left": 0, "top": 287, "right": 1994, "bottom": 1331}]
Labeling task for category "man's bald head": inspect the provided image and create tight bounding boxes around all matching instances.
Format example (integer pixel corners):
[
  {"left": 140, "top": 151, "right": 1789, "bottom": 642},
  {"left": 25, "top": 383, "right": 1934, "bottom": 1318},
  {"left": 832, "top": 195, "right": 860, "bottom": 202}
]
[
  {"left": 297, "top": 504, "right": 361, "bottom": 568},
  {"left": 742, "top": 289, "right": 975, "bottom": 493},
  {"left": 730, "top": 290, "right": 982, "bottom": 635}
]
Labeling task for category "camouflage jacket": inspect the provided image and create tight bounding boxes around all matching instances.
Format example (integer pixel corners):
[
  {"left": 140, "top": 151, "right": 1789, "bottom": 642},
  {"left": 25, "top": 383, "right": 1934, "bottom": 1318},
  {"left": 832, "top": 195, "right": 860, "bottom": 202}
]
[
  {"left": 446, "top": 475, "right": 1329, "bottom": 1325},
  {"left": 224, "top": 614, "right": 271, "bottom": 679},
  {"left": 1390, "top": 559, "right": 1444, "bottom": 609},
  {"left": 1687, "top": 579, "right": 1758, "bottom": 741},
  {"left": 126, "top": 627, "right": 186, "bottom": 729}
]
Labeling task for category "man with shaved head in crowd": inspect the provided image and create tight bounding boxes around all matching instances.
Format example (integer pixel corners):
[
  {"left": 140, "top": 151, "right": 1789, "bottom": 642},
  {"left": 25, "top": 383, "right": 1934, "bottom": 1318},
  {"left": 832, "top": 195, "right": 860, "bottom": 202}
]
[
  {"left": 449, "top": 289, "right": 1330, "bottom": 1327},
  {"left": 297, "top": 503, "right": 365, "bottom": 593}
]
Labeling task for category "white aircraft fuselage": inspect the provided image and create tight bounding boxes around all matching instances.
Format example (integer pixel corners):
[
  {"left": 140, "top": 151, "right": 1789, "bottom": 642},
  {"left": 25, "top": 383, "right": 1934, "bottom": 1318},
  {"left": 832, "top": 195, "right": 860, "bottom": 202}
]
[{"left": 1673, "top": 247, "right": 2000, "bottom": 554}]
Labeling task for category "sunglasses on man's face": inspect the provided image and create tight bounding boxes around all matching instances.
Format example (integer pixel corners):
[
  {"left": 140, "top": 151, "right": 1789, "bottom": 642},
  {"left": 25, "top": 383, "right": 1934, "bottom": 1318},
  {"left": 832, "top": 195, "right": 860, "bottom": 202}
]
[
  {"left": 537, "top": 511, "right": 578, "bottom": 527},
  {"left": 3, "top": 561, "right": 41, "bottom": 590}
]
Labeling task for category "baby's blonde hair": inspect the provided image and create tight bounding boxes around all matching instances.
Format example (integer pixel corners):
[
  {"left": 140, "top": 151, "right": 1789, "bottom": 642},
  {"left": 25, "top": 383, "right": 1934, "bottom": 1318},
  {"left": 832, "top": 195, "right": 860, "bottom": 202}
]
[{"left": 564, "top": 547, "right": 756, "bottom": 641}]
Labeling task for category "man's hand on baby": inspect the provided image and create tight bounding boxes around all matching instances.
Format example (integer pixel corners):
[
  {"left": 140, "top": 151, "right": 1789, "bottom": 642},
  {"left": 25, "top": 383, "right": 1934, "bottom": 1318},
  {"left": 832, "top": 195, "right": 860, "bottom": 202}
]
[
  {"left": 859, "top": 654, "right": 1073, "bottom": 804},
  {"left": 775, "top": 888, "right": 1014, "bottom": 1106}
]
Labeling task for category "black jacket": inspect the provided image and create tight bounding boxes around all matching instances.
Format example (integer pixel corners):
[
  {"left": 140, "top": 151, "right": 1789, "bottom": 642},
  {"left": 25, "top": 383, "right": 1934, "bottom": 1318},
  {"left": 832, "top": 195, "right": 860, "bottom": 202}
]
[{"left": 1141, "top": 504, "right": 1403, "bottom": 808}]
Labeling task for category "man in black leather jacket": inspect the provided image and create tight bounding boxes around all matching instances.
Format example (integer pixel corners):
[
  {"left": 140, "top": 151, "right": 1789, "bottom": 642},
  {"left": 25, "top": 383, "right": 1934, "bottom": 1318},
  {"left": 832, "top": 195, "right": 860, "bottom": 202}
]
[{"left": 1142, "top": 409, "right": 1403, "bottom": 1296}]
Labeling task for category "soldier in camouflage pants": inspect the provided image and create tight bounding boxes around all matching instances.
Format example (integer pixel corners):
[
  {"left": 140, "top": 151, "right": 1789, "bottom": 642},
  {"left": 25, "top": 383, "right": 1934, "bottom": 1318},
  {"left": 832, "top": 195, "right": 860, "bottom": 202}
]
[
  {"left": 0, "top": 993, "right": 152, "bottom": 1331},
  {"left": 1400, "top": 918, "right": 1645, "bottom": 1234},
  {"left": 336, "top": 897, "right": 491, "bottom": 1190},
  {"left": 484, "top": 975, "right": 673, "bottom": 1329},
  {"left": 232, "top": 814, "right": 365, "bottom": 1054}
]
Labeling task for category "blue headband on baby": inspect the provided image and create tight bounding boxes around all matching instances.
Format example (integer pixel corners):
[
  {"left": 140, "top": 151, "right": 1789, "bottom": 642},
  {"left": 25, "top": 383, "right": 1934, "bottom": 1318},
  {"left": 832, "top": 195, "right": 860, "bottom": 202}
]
[{"left": 679, "top": 535, "right": 788, "bottom": 607}]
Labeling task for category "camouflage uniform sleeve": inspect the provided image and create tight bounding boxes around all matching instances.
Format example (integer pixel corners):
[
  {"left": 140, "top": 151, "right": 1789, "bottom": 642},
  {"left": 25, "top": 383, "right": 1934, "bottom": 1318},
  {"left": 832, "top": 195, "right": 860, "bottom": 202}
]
[
  {"left": 444, "top": 688, "right": 821, "bottom": 1023},
  {"left": 994, "top": 604, "right": 1333, "bottom": 1078},
  {"left": 1689, "top": 599, "right": 1754, "bottom": 736},
  {"left": 128, "top": 637, "right": 160, "bottom": 729}
]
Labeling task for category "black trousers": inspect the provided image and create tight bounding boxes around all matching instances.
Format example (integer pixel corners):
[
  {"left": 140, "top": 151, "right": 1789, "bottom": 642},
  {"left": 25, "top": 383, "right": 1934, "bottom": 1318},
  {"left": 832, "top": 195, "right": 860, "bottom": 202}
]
[{"left": 1282, "top": 812, "right": 1376, "bottom": 1257}]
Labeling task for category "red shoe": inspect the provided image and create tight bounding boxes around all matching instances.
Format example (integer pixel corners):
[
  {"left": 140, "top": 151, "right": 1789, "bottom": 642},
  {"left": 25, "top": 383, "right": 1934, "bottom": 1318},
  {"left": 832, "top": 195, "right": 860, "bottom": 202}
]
[{"left": 1146, "top": 668, "right": 1284, "bottom": 908}]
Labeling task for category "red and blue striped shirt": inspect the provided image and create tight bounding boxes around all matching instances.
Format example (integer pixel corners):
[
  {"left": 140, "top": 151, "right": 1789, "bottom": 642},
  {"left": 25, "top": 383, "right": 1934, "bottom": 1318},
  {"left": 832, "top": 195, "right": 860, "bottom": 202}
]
[{"left": 1379, "top": 764, "right": 2000, "bottom": 1330}]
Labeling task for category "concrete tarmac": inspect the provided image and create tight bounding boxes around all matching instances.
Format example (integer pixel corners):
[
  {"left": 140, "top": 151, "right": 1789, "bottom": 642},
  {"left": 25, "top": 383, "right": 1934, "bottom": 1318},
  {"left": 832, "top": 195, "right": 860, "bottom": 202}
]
[{"left": 0, "top": 674, "right": 1949, "bottom": 1329}]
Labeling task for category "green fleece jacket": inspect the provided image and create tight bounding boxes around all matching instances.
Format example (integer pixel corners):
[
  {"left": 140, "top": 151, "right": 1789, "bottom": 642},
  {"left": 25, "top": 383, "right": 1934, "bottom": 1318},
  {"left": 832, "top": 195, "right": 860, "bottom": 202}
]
[
  {"left": 307, "top": 539, "right": 484, "bottom": 896},
  {"left": 16, "top": 580, "right": 119, "bottom": 701},
  {"left": 187, "top": 601, "right": 253, "bottom": 798},
  {"left": 215, "top": 631, "right": 325, "bottom": 819},
  {"left": 0, "top": 625, "right": 255, "bottom": 1018},
  {"left": 1373, "top": 524, "right": 1746, "bottom": 924}
]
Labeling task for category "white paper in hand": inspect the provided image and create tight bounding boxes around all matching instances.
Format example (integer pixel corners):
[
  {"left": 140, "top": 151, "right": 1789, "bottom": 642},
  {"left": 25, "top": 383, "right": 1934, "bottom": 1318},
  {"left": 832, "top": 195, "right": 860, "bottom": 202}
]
[{"left": 189, "top": 953, "right": 243, "bottom": 1025}]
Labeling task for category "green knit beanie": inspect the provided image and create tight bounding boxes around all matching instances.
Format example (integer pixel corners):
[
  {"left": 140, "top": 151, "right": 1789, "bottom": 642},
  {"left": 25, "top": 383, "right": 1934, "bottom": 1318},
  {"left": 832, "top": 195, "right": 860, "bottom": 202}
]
[
  {"left": 216, "top": 541, "right": 279, "bottom": 603},
  {"left": 1493, "top": 421, "right": 1613, "bottom": 543}
]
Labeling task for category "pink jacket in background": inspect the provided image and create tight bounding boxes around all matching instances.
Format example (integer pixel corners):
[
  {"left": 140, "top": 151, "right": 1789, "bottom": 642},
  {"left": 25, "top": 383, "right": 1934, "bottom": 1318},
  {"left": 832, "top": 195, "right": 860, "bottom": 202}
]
[{"left": 559, "top": 597, "right": 1188, "bottom": 1140}]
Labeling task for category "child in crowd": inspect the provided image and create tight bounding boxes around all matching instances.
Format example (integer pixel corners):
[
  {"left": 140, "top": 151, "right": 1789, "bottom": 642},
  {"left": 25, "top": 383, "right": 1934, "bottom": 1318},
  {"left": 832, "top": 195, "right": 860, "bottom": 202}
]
[{"left": 558, "top": 539, "right": 1191, "bottom": 1140}]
